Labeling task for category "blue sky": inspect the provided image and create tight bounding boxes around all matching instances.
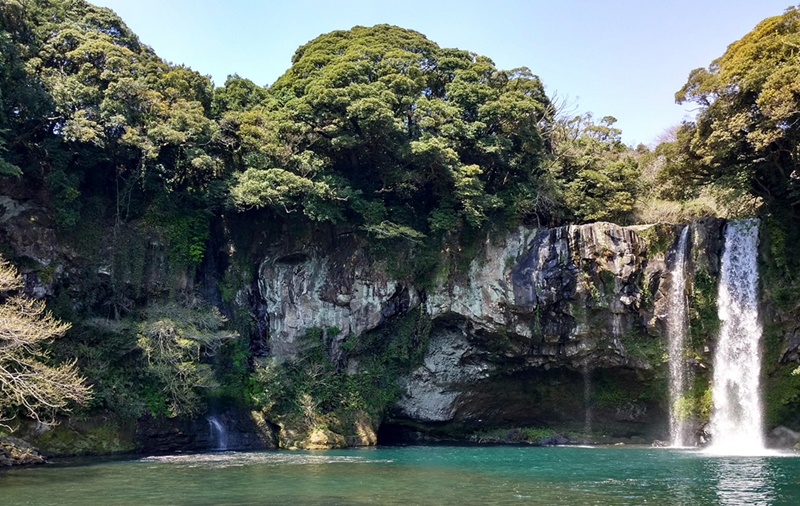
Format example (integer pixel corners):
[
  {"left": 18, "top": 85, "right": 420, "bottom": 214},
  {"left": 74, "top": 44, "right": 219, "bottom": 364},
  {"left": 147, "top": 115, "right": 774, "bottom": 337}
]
[{"left": 92, "top": 0, "right": 792, "bottom": 146}]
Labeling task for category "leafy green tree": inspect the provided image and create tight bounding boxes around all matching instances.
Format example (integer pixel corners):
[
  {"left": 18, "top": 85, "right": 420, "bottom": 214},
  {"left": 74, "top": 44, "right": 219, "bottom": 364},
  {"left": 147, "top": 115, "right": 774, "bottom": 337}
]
[
  {"left": 674, "top": 6, "right": 800, "bottom": 214},
  {"left": 549, "top": 114, "right": 640, "bottom": 222},
  {"left": 136, "top": 304, "right": 237, "bottom": 417},
  {"left": 0, "top": 0, "right": 223, "bottom": 225},
  {"left": 226, "top": 25, "right": 553, "bottom": 235},
  {"left": 211, "top": 74, "right": 270, "bottom": 118}
]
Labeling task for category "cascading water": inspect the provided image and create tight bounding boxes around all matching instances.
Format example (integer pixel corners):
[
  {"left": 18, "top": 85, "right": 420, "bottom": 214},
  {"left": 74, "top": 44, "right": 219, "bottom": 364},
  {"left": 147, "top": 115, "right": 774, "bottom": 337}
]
[
  {"left": 667, "top": 226, "right": 691, "bottom": 447},
  {"left": 708, "top": 219, "right": 765, "bottom": 455},
  {"left": 207, "top": 415, "right": 229, "bottom": 451}
]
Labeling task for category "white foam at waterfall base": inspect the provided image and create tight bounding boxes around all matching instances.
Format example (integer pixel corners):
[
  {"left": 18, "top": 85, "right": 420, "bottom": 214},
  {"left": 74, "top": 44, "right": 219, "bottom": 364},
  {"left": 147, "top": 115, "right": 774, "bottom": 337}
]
[
  {"left": 707, "top": 219, "right": 766, "bottom": 456},
  {"left": 667, "top": 226, "right": 691, "bottom": 447}
]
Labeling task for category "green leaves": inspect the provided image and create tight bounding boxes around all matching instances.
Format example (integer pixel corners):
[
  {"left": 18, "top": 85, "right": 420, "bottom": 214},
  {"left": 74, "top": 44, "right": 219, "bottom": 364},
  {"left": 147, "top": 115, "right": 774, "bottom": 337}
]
[
  {"left": 675, "top": 6, "right": 800, "bottom": 213},
  {"left": 549, "top": 114, "right": 640, "bottom": 223},
  {"left": 136, "top": 304, "right": 237, "bottom": 417},
  {"left": 230, "top": 168, "right": 343, "bottom": 222},
  {"left": 1, "top": 3, "right": 573, "bottom": 241},
  {"left": 232, "top": 24, "right": 553, "bottom": 235}
]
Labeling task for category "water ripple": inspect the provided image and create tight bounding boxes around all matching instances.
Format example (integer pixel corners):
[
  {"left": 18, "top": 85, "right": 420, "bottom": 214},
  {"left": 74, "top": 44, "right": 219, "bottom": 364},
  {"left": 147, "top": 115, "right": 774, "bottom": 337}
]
[{"left": 139, "top": 451, "right": 394, "bottom": 469}]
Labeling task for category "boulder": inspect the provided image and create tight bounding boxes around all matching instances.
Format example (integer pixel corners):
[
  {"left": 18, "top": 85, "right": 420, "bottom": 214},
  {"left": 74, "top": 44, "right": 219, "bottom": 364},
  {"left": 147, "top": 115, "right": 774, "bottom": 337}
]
[
  {"left": 0, "top": 437, "right": 46, "bottom": 467},
  {"left": 767, "top": 425, "right": 800, "bottom": 449}
]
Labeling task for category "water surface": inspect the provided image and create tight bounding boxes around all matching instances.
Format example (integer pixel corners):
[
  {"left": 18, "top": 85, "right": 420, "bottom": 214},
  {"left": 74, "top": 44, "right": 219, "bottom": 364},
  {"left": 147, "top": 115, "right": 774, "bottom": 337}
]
[{"left": 2, "top": 445, "right": 799, "bottom": 505}]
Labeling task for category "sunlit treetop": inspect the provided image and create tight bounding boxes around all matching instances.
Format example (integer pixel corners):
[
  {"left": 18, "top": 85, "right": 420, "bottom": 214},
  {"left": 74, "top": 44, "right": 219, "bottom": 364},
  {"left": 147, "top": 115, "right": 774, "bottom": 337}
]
[
  {"left": 228, "top": 24, "right": 555, "bottom": 235},
  {"left": 675, "top": 6, "right": 800, "bottom": 212}
]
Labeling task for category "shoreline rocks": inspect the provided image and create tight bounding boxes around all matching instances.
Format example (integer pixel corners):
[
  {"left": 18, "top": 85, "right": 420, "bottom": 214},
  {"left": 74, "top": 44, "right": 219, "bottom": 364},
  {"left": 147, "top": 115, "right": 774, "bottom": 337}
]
[{"left": 0, "top": 437, "right": 46, "bottom": 467}]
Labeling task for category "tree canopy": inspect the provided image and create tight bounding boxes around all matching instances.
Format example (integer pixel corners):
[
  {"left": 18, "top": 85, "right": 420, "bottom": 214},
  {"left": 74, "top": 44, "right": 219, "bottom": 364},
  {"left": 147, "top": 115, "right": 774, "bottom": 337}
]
[
  {"left": 674, "top": 6, "right": 800, "bottom": 215},
  {"left": 1, "top": 2, "right": 651, "bottom": 247},
  {"left": 548, "top": 114, "right": 640, "bottom": 222},
  {"left": 224, "top": 24, "right": 555, "bottom": 235},
  {"left": 0, "top": 0, "right": 221, "bottom": 232}
]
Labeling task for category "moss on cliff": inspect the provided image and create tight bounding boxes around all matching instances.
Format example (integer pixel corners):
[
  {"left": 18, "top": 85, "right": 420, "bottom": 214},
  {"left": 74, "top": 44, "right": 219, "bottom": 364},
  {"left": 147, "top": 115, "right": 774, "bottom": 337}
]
[
  {"left": 763, "top": 322, "right": 800, "bottom": 429},
  {"left": 687, "top": 268, "right": 719, "bottom": 349},
  {"left": 759, "top": 214, "right": 800, "bottom": 429},
  {"left": 635, "top": 223, "right": 678, "bottom": 258},
  {"left": 30, "top": 417, "right": 136, "bottom": 456},
  {"left": 249, "top": 306, "right": 431, "bottom": 448}
]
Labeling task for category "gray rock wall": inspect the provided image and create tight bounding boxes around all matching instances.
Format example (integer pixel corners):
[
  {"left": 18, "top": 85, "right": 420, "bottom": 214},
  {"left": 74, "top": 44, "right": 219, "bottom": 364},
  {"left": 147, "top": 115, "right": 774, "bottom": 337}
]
[{"left": 253, "top": 220, "right": 725, "bottom": 432}]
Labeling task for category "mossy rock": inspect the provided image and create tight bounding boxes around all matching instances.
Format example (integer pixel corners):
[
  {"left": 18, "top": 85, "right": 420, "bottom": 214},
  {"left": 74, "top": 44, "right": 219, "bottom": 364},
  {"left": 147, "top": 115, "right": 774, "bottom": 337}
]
[
  {"left": 633, "top": 223, "right": 678, "bottom": 258},
  {"left": 277, "top": 423, "right": 348, "bottom": 450},
  {"left": 301, "top": 427, "right": 348, "bottom": 449},
  {"left": 30, "top": 418, "right": 136, "bottom": 456},
  {"left": 0, "top": 437, "right": 46, "bottom": 467}
]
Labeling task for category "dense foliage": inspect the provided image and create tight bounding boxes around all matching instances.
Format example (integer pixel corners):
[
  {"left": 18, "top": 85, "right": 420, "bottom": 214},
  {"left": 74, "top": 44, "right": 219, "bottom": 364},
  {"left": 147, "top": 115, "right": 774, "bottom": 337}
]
[
  {"left": 0, "top": 0, "right": 220, "bottom": 235},
  {"left": 225, "top": 25, "right": 559, "bottom": 236},
  {"left": 672, "top": 6, "right": 800, "bottom": 217},
  {"left": 5, "top": 0, "right": 800, "bottom": 444},
  {"left": 0, "top": 1, "right": 650, "bottom": 249}
]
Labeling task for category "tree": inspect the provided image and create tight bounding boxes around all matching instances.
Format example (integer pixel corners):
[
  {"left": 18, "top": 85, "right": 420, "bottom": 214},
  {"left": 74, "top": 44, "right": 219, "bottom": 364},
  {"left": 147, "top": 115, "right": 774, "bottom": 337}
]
[
  {"left": 674, "top": 6, "right": 800, "bottom": 215},
  {"left": 0, "top": 0, "right": 224, "bottom": 233},
  {"left": 135, "top": 303, "right": 236, "bottom": 417},
  {"left": 226, "top": 24, "right": 554, "bottom": 234},
  {"left": 0, "top": 256, "right": 90, "bottom": 429},
  {"left": 548, "top": 114, "right": 640, "bottom": 222}
]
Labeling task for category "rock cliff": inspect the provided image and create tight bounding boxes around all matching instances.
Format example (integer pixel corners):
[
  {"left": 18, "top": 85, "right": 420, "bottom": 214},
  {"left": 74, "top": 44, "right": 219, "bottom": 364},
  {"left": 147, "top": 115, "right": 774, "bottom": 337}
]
[
  {"left": 249, "top": 219, "right": 726, "bottom": 442},
  {"left": 1, "top": 189, "right": 732, "bottom": 450}
]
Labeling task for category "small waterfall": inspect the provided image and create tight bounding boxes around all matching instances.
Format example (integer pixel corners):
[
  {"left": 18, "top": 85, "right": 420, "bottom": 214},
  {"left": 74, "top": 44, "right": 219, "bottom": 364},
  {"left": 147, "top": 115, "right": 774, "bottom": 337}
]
[
  {"left": 667, "top": 226, "right": 691, "bottom": 447},
  {"left": 708, "top": 219, "right": 765, "bottom": 454},
  {"left": 207, "top": 415, "right": 229, "bottom": 451}
]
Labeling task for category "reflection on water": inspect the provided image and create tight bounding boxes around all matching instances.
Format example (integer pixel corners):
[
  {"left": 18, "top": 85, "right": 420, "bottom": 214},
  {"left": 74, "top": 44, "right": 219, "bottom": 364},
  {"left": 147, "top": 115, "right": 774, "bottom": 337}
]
[{"left": 711, "top": 457, "right": 775, "bottom": 506}]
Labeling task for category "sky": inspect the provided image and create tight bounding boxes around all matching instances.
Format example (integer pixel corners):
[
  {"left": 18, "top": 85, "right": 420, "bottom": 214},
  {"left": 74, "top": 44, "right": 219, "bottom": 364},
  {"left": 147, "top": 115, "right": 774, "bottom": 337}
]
[{"left": 91, "top": 0, "right": 794, "bottom": 146}]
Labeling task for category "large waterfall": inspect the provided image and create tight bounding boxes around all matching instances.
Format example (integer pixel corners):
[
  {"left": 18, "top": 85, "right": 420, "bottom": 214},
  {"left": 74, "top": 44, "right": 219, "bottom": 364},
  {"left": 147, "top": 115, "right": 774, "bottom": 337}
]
[
  {"left": 708, "top": 219, "right": 765, "bottom": 454},
  {"left": 667, "top": 226, "right": 691, "bottom": 447}
]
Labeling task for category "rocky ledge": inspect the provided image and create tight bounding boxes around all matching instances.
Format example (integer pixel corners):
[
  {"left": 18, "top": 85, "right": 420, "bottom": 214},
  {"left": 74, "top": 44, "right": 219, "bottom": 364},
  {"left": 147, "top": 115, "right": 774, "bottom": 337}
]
[{"left": 0, "top": 437, "right": 46, "bottom": 467}]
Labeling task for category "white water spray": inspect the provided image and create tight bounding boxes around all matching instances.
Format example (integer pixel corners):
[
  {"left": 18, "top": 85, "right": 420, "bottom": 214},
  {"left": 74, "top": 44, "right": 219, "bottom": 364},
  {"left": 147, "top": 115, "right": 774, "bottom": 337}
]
[
  {"left": 708, "top": 219, "right": 765, "bottom": 455},
  {"left": 667, "top": 226, "right": 691, "bottom": 447},
  {"left": 207, "top": 415, "right": 229, "bottom": 451}
]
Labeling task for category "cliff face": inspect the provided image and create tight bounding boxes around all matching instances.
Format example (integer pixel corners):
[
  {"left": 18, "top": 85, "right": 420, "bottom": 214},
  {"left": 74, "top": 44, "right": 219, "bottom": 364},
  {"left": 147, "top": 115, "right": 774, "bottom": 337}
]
[
  {"left": 256, "top": 236, "right": 420, "bottom": 362},
  {"left": 1, "top": 190, "right": 732, "bottom": 449},
  {"left": 249, "top": 219, "right": 726, "bottom": 442}
]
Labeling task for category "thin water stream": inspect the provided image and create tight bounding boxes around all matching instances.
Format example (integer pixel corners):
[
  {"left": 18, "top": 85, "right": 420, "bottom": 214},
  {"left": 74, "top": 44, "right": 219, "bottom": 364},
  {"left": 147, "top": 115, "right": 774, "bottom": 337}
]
[
  {"left": 207, "top": 416, "right": 228, "bottom": 451},
  {"left": 667, "top": 225, "right": 691, "bottom": 447}
]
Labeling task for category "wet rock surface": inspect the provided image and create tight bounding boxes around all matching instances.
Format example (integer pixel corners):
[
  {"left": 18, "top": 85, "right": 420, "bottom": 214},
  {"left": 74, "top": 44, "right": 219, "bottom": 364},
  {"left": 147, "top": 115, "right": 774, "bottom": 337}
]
[
  {"left": 768, "top": 425, "right": 800, "bottom": 449},
  {"left": 135, "top": 409, "right": 277, "bottom": 454}
]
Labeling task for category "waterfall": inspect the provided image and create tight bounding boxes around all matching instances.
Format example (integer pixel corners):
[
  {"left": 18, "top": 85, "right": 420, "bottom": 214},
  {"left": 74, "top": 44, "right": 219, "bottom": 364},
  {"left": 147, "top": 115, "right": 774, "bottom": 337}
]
[
  {"left": 708, "top": 219, "right": 765, "bottom": 454},
  {"left": 207, "top": 415, "right": 229, "bottom": 451},
  {"left": 667, "top": 226, "right": 691, "bottom": 447}
]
